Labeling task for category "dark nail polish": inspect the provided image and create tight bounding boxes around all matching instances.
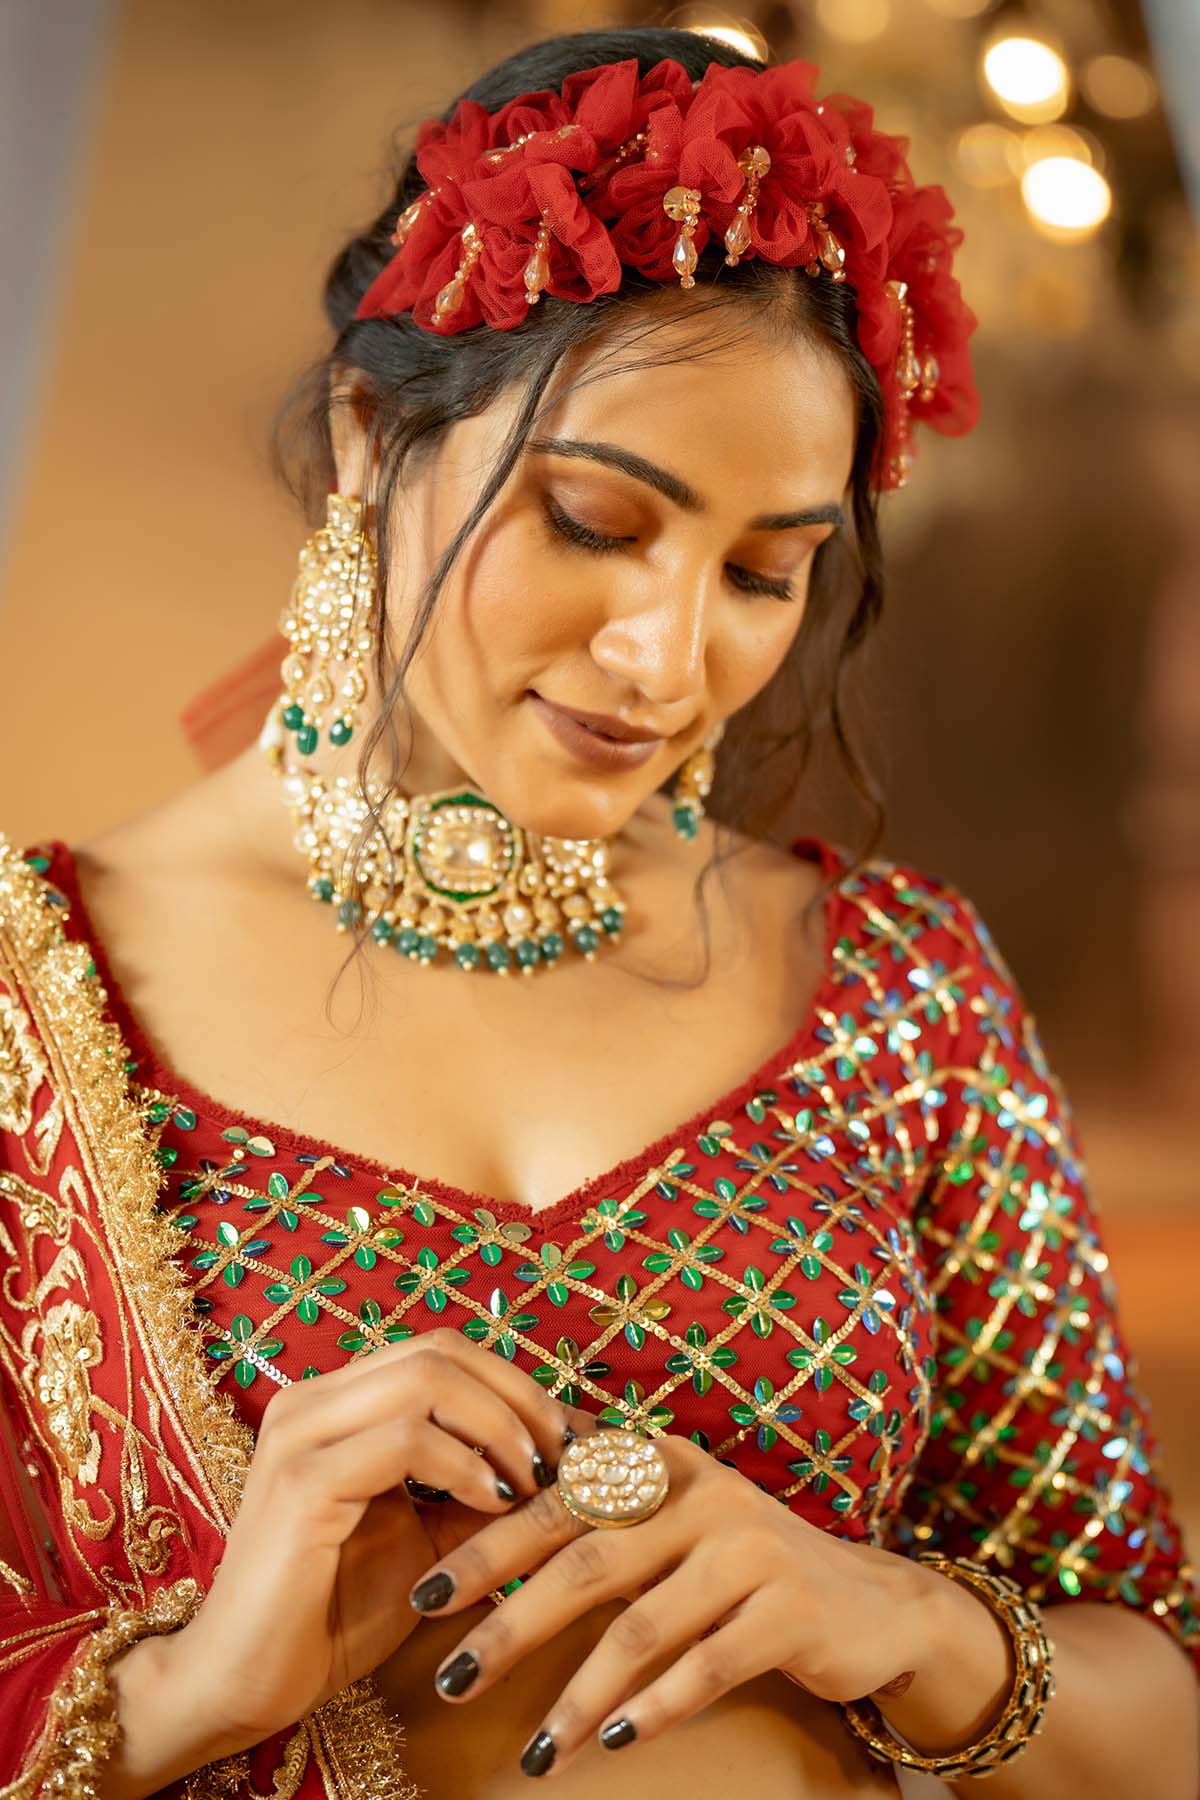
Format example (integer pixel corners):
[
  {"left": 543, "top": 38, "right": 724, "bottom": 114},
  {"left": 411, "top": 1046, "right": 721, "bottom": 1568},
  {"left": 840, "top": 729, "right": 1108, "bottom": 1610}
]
[
  {"left": 405, "top": 1477, "right": 452, "bottom": 1504},
  {"left": 531, "top": 1451, "right": 556, "bottom": 1489},
  {"left": 496, "top": 1475, "right": 518, "bottom": 1501},
  {"left": 520, "top": 1731, "right": 556, "bottom": 1777},
  {"left": 600, "top": 1717, "right": 637, "bottom": 1749},
  {"left": 561, "top": 1423, "right": 577, "bottom": 1449},
  {"left": 435, "top": 1650, "right": 480, "bottom": 1697},
  {"left": 410, "top": 1570, "right": 455, "bottom": 1612}
]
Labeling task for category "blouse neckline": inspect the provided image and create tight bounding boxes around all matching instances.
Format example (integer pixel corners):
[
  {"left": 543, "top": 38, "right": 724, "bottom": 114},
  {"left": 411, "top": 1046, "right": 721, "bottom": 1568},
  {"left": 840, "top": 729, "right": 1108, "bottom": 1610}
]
[{"left": 45, "top": 834, "right": 850, "bottom": 1231}]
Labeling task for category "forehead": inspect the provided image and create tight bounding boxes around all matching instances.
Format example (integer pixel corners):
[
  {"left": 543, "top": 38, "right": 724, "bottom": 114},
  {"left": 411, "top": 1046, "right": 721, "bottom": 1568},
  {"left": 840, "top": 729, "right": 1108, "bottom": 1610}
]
[{"left": 535, "top": 305, "right": 858, "bottom": 507}]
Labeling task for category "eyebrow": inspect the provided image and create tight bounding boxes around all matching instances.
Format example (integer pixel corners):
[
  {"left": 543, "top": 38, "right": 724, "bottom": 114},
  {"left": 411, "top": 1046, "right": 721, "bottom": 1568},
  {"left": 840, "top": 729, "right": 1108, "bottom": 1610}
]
[{"left": 527, "top": 434, "right": 845, "bottom": 532}]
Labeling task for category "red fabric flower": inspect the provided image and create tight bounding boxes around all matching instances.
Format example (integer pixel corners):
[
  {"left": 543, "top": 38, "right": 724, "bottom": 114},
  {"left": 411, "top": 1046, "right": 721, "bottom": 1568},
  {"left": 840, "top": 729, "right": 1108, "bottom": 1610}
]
[{"left": 353, "top": 54, "right": 980, "bottom": 491}]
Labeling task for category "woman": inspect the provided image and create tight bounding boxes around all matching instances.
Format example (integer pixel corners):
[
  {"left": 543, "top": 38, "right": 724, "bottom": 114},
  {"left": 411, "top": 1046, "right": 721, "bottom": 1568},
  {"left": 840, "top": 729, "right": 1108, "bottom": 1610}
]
[{"left": 1, "top": 24, "right": 1196, "bottom": 1800}]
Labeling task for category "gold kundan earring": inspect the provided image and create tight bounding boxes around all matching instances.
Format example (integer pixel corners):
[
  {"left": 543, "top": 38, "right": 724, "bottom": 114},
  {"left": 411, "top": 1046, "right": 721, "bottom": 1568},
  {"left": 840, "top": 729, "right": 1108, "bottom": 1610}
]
[
  {"left": 278, "top": 494, "right": 377, "bottom": 754},
  {"left": 672, "top": 722, "right": 724, "bottom": 840},
  {"left": 264, "top": 496, "right": 632, "bottom": 976}
]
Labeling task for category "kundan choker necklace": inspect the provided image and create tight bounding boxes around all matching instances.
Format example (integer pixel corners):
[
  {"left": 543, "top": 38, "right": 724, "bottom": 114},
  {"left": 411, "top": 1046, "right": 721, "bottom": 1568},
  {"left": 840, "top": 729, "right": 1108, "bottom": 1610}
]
[{"left": 264, "top": 747, "right": 629, "bottom": 977}]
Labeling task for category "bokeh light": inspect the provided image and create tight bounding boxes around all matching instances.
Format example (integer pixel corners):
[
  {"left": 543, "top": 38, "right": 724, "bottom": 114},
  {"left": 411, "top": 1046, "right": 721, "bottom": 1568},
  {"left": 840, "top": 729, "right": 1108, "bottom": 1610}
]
[
  {"left": 1019, "top": 123, "right": 1106, "bottom": 175},
  {"left": 954, "top": 121, "right": 1024, "bottom": 186},
  {"left": 1021, "top": 156, "right": 1113, "bottom": 240},
  {"left": 815, "top": 0, "right": 892, "bottom": 45},
  {"left": 983, "top": 36, "right": 1070, "bottom": 123},
  {"left": 1082, "top": 55, "right": 1158, "bottom": 121}
]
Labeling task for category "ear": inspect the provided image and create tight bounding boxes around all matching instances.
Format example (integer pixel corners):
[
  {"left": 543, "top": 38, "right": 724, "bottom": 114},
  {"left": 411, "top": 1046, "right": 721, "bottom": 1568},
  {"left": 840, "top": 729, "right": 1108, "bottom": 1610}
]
[{"left": 328, "top": 367, "right": 379, "bottom": 499}]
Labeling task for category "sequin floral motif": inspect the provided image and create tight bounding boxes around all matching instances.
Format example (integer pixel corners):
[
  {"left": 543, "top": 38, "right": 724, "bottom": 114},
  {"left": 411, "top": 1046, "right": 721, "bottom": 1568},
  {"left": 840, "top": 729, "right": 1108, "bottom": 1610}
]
[{"left": 38, "top": 840, "right": 1200, "bottom": 1672}]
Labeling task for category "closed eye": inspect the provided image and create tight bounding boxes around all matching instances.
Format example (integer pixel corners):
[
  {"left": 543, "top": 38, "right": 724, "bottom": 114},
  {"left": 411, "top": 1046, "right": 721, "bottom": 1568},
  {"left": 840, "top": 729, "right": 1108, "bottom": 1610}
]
[{"left": 539, "top": 495, "right": 797, "bottom": 602}]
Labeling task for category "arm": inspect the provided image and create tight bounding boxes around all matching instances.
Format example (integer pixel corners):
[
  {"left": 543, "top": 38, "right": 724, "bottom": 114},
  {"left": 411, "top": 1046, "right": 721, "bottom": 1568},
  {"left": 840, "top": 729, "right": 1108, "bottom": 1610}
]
[
  {"left": 878, "top": 887, "right": 1199, "bottom": 1792},
  {"left": 880, "top": 1576, "right": 1198, "bottom": 1799}
]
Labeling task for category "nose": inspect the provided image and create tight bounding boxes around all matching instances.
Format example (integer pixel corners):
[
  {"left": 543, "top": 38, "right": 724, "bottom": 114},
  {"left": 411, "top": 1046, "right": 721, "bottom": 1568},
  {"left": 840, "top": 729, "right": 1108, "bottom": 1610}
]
[{"left": 588, "top": 565, "right": 713, "bottom": 714}]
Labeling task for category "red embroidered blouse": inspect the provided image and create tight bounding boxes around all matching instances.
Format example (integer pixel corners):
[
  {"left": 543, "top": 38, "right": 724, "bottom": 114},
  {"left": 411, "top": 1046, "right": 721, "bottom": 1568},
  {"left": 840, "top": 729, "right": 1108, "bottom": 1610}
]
[{"left": 1, "top": 834, "right": 1196, "bottom": 1795}]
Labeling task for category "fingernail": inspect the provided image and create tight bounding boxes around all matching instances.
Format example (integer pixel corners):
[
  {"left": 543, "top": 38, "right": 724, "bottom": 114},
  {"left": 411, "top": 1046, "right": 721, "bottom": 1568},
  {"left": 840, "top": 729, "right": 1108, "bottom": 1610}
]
[
  {"left": 435, "top": 1650, "right": 479, "bottom": 1697},
  {"left": 561, "top": 1423, "right": 577, "bottom": 1448},
  {"left": 405, "top": 1477, "right": 452, "bottom": 1504},
  {"left": 600, "top": 1717, "right": 636, "bottom": 1749},
  {"left": 410, "top": 1570, "right": 455, "bottom": 1612},
  {"left": 520, "top": 1731, "right": 556, "bottom": 1777},
  {"left": 496, "top": 1475, "right": 518, "bottom": 1501},
  {"left": 531, "top": 1451, "right": 556, "bottom": 1489}
]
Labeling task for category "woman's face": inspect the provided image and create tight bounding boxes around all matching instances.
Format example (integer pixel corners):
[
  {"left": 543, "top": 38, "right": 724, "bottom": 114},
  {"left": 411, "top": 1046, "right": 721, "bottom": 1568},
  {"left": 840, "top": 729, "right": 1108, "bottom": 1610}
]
[{"left": 343, "top": 307, "right": 857, "bottom": 842}]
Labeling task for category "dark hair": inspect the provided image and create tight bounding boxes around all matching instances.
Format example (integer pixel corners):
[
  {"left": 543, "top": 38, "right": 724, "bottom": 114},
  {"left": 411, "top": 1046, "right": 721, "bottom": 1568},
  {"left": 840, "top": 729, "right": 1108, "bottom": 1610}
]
[{"left": 273, "top": 24, "right": 888, "bottom": 992}]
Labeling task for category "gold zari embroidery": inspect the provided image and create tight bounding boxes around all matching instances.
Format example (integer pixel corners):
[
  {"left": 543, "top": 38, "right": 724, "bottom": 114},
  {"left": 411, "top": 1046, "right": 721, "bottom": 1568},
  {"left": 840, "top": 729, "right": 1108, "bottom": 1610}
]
[
  {"left": 0, "top": 836, "right": 420, "bottom": 1799},
  {"left": 0, "top": 1577, "right": 200, "bottom": 1800}
]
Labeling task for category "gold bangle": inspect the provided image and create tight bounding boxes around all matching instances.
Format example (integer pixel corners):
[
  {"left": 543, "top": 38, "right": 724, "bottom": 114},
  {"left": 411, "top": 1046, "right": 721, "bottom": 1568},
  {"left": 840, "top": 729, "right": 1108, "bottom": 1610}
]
[{"left": 841, "top": 1554, "right": 1055, "bottom": 1779}]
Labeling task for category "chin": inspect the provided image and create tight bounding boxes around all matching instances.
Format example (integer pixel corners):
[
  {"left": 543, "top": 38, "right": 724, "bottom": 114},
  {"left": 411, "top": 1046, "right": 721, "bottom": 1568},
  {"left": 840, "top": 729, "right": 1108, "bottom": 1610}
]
[{"left": 483, "top": 769, "right": 652, "bottom": 844}]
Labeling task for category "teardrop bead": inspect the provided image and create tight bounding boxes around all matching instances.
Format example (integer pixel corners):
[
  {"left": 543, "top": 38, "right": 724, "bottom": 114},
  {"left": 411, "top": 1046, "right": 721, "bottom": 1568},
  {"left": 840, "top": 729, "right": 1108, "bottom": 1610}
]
[
  {"left": 724, "top": 212, "right": 751, "bottom": 260},
  {"left": 524, "top": 243, "right": 550, "bottom": 303},
  {"left": 434, "top": 275, "right": 464, "bottom": 318},
  {"left": 672, "top": 233, "right": 698, "bottom": 284}
]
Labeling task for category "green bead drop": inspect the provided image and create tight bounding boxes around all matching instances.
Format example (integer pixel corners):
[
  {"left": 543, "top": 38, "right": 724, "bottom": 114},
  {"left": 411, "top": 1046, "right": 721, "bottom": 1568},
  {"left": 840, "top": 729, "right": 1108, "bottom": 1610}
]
[
  {"left": 540, "top": 933, "right": 564, "bottom": 962},
  {"left": 395, "top": 927, "right": 420, "bottom": 956},
  {"left": 455, "top": 943, "right": 481, "bottom": 971},
  {"left": 311, "top": 877, "right": 335, "bottom": 903},
  {"left": 329, "top": 718, "right": 353, "bottom": 747},
  {"left": 672, "top": 802, "right": 699, "bottom": 840},
  {"left": 337, "top": 900, "right": 361, "bottom": 928},
  {"left": 297, "top": 724, "right": 319, "bottom": 757},
  {"left": 600, "top": 907, "right": 623, "bottom": 934},
  {"left": 486, "top": 942, "right": 510, "bottom": 971},
  {"left": 416, "top": 935, "right": 438, "bottom": 963},
  {"left": 574, "top": 924, "right": 599, "bottom": 955},
  {"left": 282, "top": 702, "right": 305, "bottom": 730},
  {"left": 371, "top": 917, "right": 394, "bottom": 944},
  {"left": 515, "top": 939, "right": 540, "bottom": 969}
]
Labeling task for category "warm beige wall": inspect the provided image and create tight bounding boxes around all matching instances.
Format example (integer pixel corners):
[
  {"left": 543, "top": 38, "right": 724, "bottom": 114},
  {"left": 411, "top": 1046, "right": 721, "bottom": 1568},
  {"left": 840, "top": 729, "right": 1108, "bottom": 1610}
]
[{"left": 0, "top": 0, "right": 543, "bottom": 844}]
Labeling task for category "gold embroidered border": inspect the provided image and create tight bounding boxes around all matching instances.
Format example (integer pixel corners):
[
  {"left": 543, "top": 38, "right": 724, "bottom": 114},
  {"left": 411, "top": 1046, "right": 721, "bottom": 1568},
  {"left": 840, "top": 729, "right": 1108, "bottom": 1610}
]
[
  {"left": 0, "top": 837, "right": 418, "bottom": 1800},
  {"left": 0, "top": 1576, "right": 200, "bottom": 1800}
]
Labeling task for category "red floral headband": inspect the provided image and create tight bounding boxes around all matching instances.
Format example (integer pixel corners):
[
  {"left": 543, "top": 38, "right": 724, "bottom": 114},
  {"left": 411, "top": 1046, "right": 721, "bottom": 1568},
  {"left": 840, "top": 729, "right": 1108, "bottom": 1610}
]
[{"left": 355, "top": 56, "right": 980, "bottom": 492}]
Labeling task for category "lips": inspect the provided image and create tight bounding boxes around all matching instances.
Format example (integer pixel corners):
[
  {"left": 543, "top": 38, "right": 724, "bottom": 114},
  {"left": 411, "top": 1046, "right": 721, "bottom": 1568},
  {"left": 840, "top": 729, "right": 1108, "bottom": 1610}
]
[
  {"left": 532, "top": 694, "right": 663, "bottom": 744},
  {"left": 527, "top": 692, "right": 663, "bottom": 772}
]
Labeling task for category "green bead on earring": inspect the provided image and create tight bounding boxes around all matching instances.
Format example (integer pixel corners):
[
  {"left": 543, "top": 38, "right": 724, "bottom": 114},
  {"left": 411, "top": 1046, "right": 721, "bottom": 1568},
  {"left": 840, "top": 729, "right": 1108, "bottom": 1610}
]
[{"left": 671, "top": 723, "right": 724, "bottom": 840}]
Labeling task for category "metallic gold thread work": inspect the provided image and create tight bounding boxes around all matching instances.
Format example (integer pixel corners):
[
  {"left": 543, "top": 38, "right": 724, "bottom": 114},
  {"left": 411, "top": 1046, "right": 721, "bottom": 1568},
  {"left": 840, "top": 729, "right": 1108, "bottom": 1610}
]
[
  {"left": 0, "top": 1577, "right": 200, "bottom": 1800},
  {"left": 0, "top": 836, "right": 421, "bottom": 1800}
]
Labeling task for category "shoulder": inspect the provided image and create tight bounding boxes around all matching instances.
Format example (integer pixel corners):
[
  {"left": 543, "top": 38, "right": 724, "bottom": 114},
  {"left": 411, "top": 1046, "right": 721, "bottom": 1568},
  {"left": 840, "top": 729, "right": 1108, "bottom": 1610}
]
[{"left": 821, "top": 844, "right": 1054, "bottom": 1085}]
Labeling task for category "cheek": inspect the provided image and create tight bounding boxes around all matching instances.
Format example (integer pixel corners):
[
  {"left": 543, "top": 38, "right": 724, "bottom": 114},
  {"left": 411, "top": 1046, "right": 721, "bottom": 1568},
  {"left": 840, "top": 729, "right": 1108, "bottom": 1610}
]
[
  {"left": 713, "top": 599, "right": 807, "bottom": 710},
  {"left": 458, "top": 521, "right": 590, "bottom": 674}
]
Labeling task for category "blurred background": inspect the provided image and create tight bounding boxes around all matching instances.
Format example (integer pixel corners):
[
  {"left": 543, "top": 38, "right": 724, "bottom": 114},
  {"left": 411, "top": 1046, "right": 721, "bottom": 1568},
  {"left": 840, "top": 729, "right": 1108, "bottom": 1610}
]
[{"left": 0, "top": 0, "right": 1197, "bottom": 1561}]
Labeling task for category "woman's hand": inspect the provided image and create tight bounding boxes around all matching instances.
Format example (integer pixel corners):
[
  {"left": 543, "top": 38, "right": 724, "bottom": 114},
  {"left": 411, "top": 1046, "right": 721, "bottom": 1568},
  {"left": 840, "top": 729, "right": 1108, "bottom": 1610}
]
[
  {"left": 155, "top": 1330, "right": 576, "bottom": 1761},
  {"left": 404, "top": 1428, "right": 949, "bottom": 1778}
]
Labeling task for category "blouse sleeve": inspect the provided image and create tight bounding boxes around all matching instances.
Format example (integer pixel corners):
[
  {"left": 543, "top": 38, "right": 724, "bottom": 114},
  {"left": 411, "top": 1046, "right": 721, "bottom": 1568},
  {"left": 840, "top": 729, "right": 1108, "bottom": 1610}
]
[
  {"left": 893, "top": 886, "right": 1199, "bottom": 1674},
  {"left": 0, "top": 1389, "right": 200, "bottom": 1797}
]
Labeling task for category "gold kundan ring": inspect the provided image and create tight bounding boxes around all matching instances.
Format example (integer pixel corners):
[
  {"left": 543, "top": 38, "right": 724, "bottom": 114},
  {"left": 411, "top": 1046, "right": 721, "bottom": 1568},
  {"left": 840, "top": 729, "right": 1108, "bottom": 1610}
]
[{"left": 553, "top": 1427, "right": 670, "bottom": 1528}]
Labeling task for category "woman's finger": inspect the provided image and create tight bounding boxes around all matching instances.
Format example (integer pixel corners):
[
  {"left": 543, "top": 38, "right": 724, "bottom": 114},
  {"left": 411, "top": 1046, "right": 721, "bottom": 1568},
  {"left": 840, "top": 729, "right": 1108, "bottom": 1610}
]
[
  {"left": 304, "top": 1415, "right": 525, "bottom": 1518},
  {"left": 408, "top": 1479, "right": 589, "bottom": 1612},
  {"left": 407, "top": 1428, "right": 699, "bottom": 1613},
  {"left": 588, "top": 1598, "right": 786, "bottom": 1761},
  {"left": 269, "top": 1328, "right": 574, "bottom": 1471},
  {"left": 257, "top": 1340, "right": 564, "bottom": 1496},
  {"left": 428, "top": 1551, "right": 728, "bottom": 1721}
]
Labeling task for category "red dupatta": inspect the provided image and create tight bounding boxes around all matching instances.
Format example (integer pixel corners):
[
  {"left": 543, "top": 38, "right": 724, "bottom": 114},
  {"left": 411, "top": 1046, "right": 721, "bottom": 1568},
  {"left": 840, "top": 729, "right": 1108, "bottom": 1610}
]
[{"left": 0, "top": 835, "right": 416, "bottom": 1799}]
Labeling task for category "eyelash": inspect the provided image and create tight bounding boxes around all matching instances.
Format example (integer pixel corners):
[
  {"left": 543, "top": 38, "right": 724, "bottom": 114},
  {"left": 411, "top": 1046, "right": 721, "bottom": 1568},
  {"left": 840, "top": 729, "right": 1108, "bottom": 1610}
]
[{"left": 539, "top": 495, "right": 797, "bottom": 602}]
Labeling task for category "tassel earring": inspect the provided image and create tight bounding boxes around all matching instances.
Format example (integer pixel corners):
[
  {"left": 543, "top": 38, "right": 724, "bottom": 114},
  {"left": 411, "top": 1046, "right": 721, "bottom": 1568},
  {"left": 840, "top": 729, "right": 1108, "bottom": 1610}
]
[
  {"left": 278, "top": 494, "right": 377, "bottom": 755},
  {"left": 672, "top": 722, "right": 724, "bottom": 840}
]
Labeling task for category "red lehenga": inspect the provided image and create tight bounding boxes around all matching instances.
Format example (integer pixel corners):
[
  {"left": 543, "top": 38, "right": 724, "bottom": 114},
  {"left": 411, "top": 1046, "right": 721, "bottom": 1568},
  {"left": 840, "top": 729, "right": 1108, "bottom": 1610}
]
[{"left": 1, "top": 829, "right": 1196, "bottom": 1798}]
